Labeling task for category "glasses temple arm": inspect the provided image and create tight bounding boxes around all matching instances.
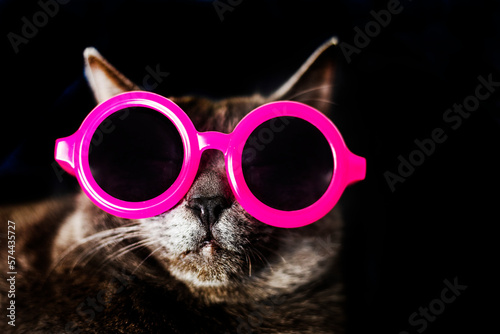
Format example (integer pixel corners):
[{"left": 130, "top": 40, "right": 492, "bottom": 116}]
[
  {"left": 346, "top": 152, "right": 366, "bottom": 185},
  {"left": 55, "top": 136, "right": 76, "bottom": 176}
]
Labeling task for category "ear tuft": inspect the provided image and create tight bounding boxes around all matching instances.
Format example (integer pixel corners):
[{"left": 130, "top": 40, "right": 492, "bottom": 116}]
[
  {"left": 84, "top": 47, "right": 139, "bottom": 103},
  {"left": 269, "top": 36, "right": 339, "bottom": 113}
]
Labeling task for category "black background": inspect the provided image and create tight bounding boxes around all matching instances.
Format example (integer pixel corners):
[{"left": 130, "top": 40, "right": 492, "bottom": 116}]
[{"left": 1, "top": 0, "right": 499, "bottom": 333}]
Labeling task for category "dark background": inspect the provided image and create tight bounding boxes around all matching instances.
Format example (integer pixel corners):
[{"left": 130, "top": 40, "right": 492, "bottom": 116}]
[{"left": 1, "top": 0, "right": 499, "bottom": 333}]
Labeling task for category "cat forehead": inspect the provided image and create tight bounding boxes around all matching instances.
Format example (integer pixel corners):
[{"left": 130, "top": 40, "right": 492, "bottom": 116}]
[{"left": 171, "top": 94, "right": 267, "bottom": 133}]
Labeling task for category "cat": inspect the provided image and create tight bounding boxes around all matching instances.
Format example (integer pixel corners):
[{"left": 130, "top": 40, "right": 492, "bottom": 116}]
[{"left": 0, "top": 36, "right": 345, "bottom": 333}]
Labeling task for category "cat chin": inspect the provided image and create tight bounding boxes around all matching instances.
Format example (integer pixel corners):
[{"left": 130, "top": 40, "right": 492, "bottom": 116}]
[
  {"left": 165, "top": 248, "right": 246, "bottom": 288},
  {"left": 168, "top": 266, "right": 232, "bottom": 288}
]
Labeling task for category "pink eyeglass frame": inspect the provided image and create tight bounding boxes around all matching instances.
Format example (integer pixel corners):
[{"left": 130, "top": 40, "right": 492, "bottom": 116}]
[{"left": 55, "top": 91, "right": 365, "bottom": 228}]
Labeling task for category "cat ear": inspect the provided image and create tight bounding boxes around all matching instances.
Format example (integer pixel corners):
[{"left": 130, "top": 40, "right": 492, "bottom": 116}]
[
  {"left": 83, "top": 47, "right": 139, "bottom": 103},
  {"left": 269, "top": 36, "right": 339, "bottom": 113}
]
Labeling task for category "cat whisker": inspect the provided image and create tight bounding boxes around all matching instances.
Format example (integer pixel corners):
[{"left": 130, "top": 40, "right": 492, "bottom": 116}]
[
  {"left": 286, "top": 84, "right": 332, "bottom": 101},
  {"left": 245, "top": 253, "right": 252, "bottom": 277},
  {"left": 298, "top": 98, "right": 337, "bottom": 106},
  {"left": 255, "top": 243, "right": 287, "bottom": 264},
  {"left": 248, "top": 247, "right": 275, "bottom": 273},
  {"left": 105, "top": 238, "right": 157, "bottom": 262},
  {"left": 95, "top": 239, "right": 159, "bottom": 271},
  {"left": 71, "top": 233, "right": 132, "bottom": 263},
  {"left": 42, "top": 225, "right": 144, "bottom": 286},
  {"left": 68, "top": 235, "right": 145, "bottom": 270},
  {"left": 56, "top": 223, "right": 142, "bottom": 263},
  {"left": 132, "top": 244, "right": 165, "bottom": 275},
  {"left": 74, "top": 231, "right": 152, "bottom": 269},
  {"left": 55, "top": 225, "right": 144, "bottom": 272}
]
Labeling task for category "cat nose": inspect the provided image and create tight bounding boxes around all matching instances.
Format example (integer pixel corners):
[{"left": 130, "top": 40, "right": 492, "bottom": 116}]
[{"left": 187, "top": 196, "right": 230, "bottom": 228}]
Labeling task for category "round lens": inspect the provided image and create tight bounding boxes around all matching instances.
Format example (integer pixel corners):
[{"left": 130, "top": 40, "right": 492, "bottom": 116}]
[
  {"left": 241, "top": 117, "right": 333, "bottom": 211},
  {"left": 88, "top": 107, "right": 184, "bottom": 202}
]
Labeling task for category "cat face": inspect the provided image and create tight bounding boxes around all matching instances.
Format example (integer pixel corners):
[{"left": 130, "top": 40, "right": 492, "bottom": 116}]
[
  {"left": 70, "top": 39, "right": 341, "bottom": 303},
  {"left": 144, "top": 96, "right": 270, "bottom": 289}
]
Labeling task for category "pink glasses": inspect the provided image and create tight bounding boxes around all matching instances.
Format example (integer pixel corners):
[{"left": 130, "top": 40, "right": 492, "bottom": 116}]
[{"left": 55, "top": 91, "right": 365, "bottom": 228}]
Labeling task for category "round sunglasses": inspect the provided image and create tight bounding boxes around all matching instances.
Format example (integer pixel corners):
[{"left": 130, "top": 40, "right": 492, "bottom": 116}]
[{"left": 55, "top": 91, "right": 365, "bottom": 228}]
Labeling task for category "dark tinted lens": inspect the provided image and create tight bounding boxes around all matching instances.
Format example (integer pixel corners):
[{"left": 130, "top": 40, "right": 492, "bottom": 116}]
[
  {"left": 242, "top": 117, "right": 333, "bottom": 211},
  {"left": 88, "top": 107, "right": 184, "bottom": 202}
]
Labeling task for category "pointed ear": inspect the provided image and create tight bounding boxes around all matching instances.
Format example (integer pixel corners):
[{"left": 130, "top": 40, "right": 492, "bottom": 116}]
[
  {"left": 84, "top": 47, "right": 139, "bottom": 103},
  {"left": 269, "top": 36, "right": 339, "bottom": 113}
]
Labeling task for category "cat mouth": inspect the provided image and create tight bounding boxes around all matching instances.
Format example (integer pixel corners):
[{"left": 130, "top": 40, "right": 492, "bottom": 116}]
[
  {"left": 170, "top": 238, "right": 246, "bottom": 287},
  {"left": 199, "top": 240, "right": 220, "bottom": 257},
  {"left": 180, "top": 239, "right": 223, "bottom": 259}
]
